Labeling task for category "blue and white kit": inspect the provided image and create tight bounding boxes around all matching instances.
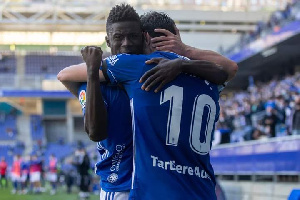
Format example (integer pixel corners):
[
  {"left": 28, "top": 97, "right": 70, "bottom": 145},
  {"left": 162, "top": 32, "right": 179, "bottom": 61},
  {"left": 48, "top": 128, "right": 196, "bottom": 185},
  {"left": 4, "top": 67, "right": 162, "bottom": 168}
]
[
  {"left": 102, "top": 51, "right": 220, "bottom": 200},
  {"left": 78, "top": 83, "right": 133, "bottom": 193}
]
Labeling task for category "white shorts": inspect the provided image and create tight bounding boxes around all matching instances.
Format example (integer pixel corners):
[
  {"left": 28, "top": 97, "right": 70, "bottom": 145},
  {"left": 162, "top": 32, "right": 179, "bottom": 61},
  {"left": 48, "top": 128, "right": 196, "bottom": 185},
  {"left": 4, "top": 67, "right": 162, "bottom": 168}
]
[
  {"left": 30, "top": 172, "right": 41, "bottom": 183},
  {"left": 20, "top": 174, "right": 28, "bottom": 182},
  {"left": 11, "top": 173, "right": 21, "bottom": 182},
  {"left": 47, "top": 172, "right": 58, "bottom": 182},
  {"left": 100, "top": 189, "right": 130, "bottom": 200}
]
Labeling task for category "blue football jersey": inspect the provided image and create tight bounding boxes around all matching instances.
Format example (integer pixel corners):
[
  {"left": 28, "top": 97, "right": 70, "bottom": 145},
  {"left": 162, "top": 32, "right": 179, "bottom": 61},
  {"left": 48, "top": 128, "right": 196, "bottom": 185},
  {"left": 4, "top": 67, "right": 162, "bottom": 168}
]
[
  {"left": 78, "top": 83, "right": 133, "bottom": 192},
  {"left": 103, "top": 51, "right": 220, "bottom": 200}
]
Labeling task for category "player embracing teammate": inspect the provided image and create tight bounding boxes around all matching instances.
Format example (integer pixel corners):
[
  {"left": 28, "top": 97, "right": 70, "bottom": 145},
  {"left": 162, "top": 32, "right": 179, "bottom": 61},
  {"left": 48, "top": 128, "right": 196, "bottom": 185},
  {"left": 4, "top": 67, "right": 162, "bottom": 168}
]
[{"left": 58, "top": 3, "right": 237, "bottom": 200}]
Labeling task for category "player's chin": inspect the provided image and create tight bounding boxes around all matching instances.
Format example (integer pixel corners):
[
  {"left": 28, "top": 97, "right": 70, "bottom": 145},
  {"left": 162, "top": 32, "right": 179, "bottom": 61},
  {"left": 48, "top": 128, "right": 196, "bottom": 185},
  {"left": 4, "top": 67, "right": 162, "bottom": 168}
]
[{"left": 120, "top": 48, "right": 140, "bottom": 54}]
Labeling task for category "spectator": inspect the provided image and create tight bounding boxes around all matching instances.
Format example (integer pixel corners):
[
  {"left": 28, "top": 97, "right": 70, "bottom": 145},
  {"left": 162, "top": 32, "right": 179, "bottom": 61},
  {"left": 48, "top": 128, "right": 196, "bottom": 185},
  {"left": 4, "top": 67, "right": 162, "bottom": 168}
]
[
  {"left": 20, "top": 156, "right": 30, "bottom": 194},
  {"left": 11, "top": 154, "right": 22, "bottom": 194},
  {"left": 63, "top": 159, "right": 76, "bottom": 194},
  {"left": 0, "top": 157, "right": 8, "bottom": 188},
  {"left": 29, "top": 154, "right": 43, "bottom": 193},
  {"left": 262, "top": 106, "right": 278, "bottom": 137},
  {"left": 48, "top": 154, "right": 58, "bottom": 195},
  {"left": 6, "top": 128, "right": 14, "bottom": 138},
  {"left": 224, "top": 1, "right": 300, "bottom": 56},
  {"left": 73, "top": 148, "right": 91, "bottom": 200},
  {"left": 216, "top": 72, "right": 300, "bottom": 145},
  {"left": 291, "top": 96, "right": 300, "bottom": 135}
]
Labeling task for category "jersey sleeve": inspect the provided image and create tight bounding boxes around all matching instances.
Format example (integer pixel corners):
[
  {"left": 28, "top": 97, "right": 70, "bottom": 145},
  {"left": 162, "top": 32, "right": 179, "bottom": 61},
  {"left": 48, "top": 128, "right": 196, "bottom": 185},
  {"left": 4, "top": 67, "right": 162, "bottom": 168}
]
[
  {"left": 78, "top": 83, "right": 109, "bottom": 116},
  {"left": 175, "top": 53, "right": 190, "bottom": 61},
  {"left": 218, "top": 82, "right": 227, "bottom": 92},
  {"left": 101, "top": 54, "right": 145, "bottom": 84}
]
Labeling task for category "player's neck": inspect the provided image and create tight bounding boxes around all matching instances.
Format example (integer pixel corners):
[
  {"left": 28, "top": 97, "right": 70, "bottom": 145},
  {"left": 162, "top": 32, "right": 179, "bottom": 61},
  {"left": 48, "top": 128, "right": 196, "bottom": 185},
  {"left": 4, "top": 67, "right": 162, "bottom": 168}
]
[{"left": 143, "top": 46, "right": 154, "bottom": 54}]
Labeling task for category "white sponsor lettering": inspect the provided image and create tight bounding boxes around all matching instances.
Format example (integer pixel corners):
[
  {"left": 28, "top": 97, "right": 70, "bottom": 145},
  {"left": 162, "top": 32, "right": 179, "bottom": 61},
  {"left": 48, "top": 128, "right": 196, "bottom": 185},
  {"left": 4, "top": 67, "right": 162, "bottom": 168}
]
[
  {"left": 110, "top": 144, "right": 125, "bottom": 172},
  {"left": 150, "top": 155, "right": 211, "bottom": 180}
]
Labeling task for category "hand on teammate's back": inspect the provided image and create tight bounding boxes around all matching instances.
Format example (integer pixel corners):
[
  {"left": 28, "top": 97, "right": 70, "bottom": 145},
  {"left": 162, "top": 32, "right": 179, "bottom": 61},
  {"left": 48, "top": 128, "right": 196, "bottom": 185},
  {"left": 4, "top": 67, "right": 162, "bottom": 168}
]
[
  {"left": 81, "top": 46, "right": 103, "bottom": 76},
  {"left": 151, "top": 27, "right": 187, "bottom": 56},
  {"left": 140, "top": 58, "right": 183, "bottom": 93}
]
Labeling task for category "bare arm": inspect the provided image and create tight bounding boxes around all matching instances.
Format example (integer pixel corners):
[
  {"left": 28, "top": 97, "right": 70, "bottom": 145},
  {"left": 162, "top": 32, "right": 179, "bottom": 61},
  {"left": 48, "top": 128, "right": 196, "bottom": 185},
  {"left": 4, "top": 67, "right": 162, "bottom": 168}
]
[
  {"left": 183, "top": 47, "right": 238, "bottom": 81},
  {"left": 57, "top": 63, "right": 89, "bottom": 97},
  {"left": 60, "top": 81, "right": 81, "bottom": 97},
  {"left": 151, "top": 28, "right": 238, "bottom": 81},
  {"left": 140, "top": 58, "right": 227, "bottom": 92},
  {"left": 81, "top": 46, "right": 108, "bottom": 142},
  {"left": 180, "top": 59, "right": 228, "bottom": 83},
  {"left": 57, "top": 62, "right": 106, "bottom": 83}
]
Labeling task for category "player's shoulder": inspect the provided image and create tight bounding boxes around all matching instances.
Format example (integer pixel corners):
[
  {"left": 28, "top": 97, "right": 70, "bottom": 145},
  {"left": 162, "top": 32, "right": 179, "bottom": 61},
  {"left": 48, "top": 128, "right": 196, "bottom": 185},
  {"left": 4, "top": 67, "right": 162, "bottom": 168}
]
[
  {"left": 78, "top": 83, "right": 87, "bottom": 91},
  {"left": 105, "top": 53, "right": 147, "bottom": 66},
  {"left": 153, "top": 51, "right": 190, "bottom": 60}
]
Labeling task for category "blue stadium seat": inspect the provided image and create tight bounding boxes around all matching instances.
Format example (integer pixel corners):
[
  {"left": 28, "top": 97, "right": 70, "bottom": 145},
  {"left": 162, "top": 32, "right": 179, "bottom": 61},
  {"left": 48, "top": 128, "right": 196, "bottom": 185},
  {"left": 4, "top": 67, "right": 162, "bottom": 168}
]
[
  {"left": 30, "top": 115, "right": 44, "bottom": 141},
  {"left": 0, "top": 114, "right": 17, "bottom": 140},
  {"left": 43, "top": 143, "right": 74, "bottom": 165},
  {"left": 0, "top": 53, "right": 16, "bottom": 74},
  {"left": 25, "top": 54, "right": 83, "bottom": 75},
  {"left": 0, "top": 144, "right": 24, "bottom": 165}
]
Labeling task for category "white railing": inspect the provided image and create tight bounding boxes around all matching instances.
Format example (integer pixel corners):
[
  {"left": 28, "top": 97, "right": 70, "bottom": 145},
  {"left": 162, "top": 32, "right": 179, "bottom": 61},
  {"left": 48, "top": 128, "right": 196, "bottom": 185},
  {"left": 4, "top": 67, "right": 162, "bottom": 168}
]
[{"left": 0, "top": 74, "right": 65, "bottom": 90}]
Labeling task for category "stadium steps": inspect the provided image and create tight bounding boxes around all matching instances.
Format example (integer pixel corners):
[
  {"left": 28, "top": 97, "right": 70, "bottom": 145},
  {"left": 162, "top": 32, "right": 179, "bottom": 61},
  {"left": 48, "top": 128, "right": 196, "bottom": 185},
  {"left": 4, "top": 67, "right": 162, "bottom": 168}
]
[{"left": 16, "top": 115, "right": 32, "bottom": 155}]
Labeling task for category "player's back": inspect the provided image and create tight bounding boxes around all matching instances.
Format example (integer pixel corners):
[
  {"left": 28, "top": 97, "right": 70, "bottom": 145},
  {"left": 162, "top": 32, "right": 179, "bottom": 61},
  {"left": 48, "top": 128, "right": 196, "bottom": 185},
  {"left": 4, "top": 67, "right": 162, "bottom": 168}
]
[
  {"left": 104, "top": 51, "right": 220, "bottom": 199},
  {"left": 131, "top": 74, "right": 219, "bottom": 200}
]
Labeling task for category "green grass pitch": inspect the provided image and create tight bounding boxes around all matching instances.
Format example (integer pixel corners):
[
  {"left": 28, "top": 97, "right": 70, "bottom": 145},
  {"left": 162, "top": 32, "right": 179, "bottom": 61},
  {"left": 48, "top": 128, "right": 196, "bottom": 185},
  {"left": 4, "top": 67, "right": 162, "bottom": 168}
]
[{"left": 0, "top": 184, "right": 99, "bottom": 200}]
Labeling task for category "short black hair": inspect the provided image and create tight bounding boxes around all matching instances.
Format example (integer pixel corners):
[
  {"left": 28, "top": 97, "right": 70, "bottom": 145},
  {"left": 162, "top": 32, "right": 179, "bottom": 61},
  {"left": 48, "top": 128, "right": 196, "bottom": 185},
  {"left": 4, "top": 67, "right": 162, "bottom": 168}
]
[
  {"left": 106, "top": 4, "right": 141, "bottom": 34},
  {"left": 140, "top": 11, "right": 176, "bottom": 38}
]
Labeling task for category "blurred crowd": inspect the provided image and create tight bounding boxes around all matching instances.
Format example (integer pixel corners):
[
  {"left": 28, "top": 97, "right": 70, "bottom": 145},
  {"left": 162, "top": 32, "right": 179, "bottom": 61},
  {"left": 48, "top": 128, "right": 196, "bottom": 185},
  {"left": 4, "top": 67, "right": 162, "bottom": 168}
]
[
  {"left": 213, "top": 72, "right": 300, "bottom": 145},
  {"left": 0, "top": 143, "right": 100, "bottom": 200},
  {"left": 223, "top": 0, "right": 300, "bottom": 55}
]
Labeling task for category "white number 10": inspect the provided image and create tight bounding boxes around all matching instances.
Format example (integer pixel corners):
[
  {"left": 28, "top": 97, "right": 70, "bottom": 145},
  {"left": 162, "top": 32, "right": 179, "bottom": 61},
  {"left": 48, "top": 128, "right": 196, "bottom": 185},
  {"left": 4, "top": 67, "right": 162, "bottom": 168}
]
[{"left": 160, "top": 85, "right": 216, "bottom": 155}]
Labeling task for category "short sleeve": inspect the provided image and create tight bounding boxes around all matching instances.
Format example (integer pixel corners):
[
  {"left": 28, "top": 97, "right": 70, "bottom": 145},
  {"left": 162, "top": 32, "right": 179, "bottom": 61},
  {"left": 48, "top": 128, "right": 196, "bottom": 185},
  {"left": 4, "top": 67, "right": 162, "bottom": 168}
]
[
  {"left": 102, "top": 54, "right": 145, "bottom": 84},
  {"left": 218, "top": 82, "right": 228, "bottom": 92}
]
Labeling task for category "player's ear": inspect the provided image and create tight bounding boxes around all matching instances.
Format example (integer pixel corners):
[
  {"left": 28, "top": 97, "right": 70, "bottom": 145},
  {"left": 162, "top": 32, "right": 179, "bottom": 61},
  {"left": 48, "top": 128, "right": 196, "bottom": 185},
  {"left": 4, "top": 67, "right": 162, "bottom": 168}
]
[
  {"left": 144, "top": 32, "right": 151, "bottom": 46},
  {"left": 105, "top": 36, "right": 111, "bottom": 48}
]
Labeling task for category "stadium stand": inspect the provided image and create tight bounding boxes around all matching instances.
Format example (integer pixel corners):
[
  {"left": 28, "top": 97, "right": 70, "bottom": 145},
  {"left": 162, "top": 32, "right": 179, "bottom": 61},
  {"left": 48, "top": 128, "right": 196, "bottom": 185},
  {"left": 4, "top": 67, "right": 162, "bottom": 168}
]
[
  {"left": 0, "top": 114, "right": 17, "bottom": 140},
  {"left": 214, "top": 72, "right": 300, "bottom": 145},
  {"left": 25, "top": 54, "right": 83, "bottom": 75},
  {"left": 30, "top": 115, "right": 45, "bottom": 141},
  {"left": 43, "top": 143, "right": 74, "bottom": 165},
  {"left": 225, "top": 0, "right": 300, "bottom": 58},
  {"left": 0, "top": 144, "right": 24, "bottom": 165},
  {"left": 0, "top": 51, "right": 16, "bottom": 74},
  {"left": 0, "top": 1, "right": 298, "bottom": 199}
]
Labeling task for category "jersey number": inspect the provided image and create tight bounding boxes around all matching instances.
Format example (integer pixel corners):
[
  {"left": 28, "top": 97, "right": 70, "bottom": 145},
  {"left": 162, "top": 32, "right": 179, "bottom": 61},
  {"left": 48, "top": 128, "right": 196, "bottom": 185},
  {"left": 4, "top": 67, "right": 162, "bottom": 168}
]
[{"left": 160, "top": 85, "right": 216, "bottom": 155}]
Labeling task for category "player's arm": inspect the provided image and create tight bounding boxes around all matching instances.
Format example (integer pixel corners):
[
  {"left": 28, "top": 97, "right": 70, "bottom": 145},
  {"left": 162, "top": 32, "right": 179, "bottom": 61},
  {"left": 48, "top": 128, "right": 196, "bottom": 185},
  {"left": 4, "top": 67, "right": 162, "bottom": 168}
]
[
  {"left": 57, "top": 63, "right": 106, "bottom": 97},
  {"left": 57, "top": 63, "right": 89, "bottom": 97},
  {"left": 151, "top": 28, "right": 238, "bottom": 81},
  {"left": 140, "top": 58, "right": 227, "bottom": 92},
  {"left": 60, "top": 81, "right": 81, "bottom": 97},
  {"left": 81, "top": 46, "right": 108, "bottom": 141}
]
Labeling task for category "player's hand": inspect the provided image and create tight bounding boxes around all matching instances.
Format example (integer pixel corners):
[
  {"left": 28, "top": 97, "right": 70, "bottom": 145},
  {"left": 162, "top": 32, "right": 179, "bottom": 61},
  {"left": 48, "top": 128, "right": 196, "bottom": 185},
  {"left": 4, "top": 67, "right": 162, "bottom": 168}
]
[
  {"left": 140, "top": 58, "right": 183, "bottom": 93},
  {"left": 151, "top": 26, "right": 187, "bottom": 56},
  {"left": 81, "top": 46, "right": 103, "bottom": 76}
]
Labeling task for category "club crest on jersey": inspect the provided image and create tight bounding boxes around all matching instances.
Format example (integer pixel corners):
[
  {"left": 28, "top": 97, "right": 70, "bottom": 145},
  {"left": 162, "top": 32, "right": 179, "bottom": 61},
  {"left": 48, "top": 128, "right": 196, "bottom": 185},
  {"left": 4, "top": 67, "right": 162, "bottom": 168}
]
[
  {"left": 107, "top": 173, "right": 118, "bottom": 183},
  {"left": 79, "top": 90, "right": 86, "bottom": 108}
]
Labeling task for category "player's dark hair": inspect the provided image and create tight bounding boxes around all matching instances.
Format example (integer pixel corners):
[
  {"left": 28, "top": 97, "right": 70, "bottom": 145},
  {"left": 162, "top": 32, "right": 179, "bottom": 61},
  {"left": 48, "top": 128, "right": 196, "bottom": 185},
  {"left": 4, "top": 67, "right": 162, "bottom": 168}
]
[
  {"left": 140, "top": 11, "right": 176, "bottom": 38},
  {"left": 106, "top": 4, "right": 141, "bottom": 34}
]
